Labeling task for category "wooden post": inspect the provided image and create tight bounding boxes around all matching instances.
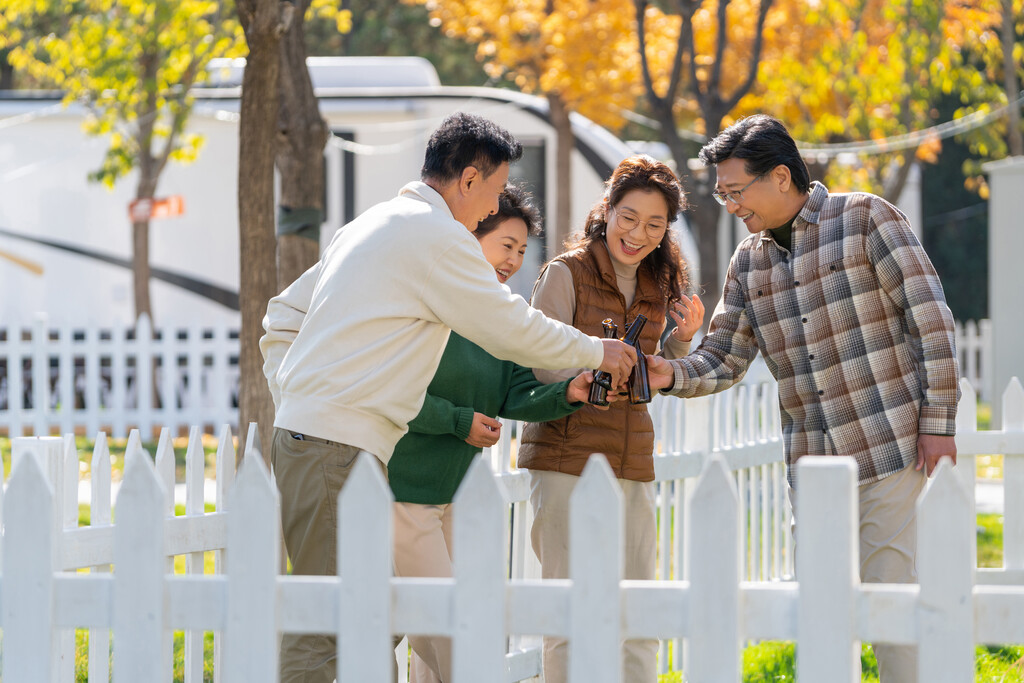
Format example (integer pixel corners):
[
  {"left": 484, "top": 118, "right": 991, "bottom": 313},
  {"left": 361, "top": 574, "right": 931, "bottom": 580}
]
[{"left": 1002, "top": 378, "right": 1024, "bottom": 571}]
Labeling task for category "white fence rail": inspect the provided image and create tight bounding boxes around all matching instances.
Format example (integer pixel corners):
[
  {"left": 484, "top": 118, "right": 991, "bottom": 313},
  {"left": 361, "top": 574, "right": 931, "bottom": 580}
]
[
  {"left": 2, "top": 377, "right": 1021, "bottom": 682},
  {"left": 0, "top": 317, "right": 989, "bottom": 437}
]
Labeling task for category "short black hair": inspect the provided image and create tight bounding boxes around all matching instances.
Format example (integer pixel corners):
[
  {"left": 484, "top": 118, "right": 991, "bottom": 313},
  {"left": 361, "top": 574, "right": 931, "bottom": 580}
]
[
  {"left": 698, "top": 115, "right": 811, "bottom": 194},
  {"left": 475, "top": 182, "right": 542, "bottom": 238},
  {"left": 421, "top": 112, "right": 523, "bottom": 185}
]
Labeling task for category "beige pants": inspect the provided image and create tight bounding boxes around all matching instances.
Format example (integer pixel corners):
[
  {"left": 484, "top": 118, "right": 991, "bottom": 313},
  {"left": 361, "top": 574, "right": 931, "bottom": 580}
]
[
  {"left": 392, "top": 502, "right": 456, "bottom": 683},
  {"left": 272, "top": 427, "right": 389, "bottom": 683},
  {"left": 790, "top": 462, "right": 926, "bottom": 683},
  {"left": 529, "top": 469, "right": 659, "bottom": 683}
]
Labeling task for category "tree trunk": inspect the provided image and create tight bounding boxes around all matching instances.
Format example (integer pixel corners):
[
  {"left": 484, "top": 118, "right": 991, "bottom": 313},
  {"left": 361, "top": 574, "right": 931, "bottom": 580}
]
[
  {"left": 131, "top": 217, "right": 153, "bottom": 324},
  {"left": 548, "top": 92, "right": 574, "bottom": 258},
  {"left": 1003, "top": 0, "right": 1023, "bottom": 157},
  {"left": 236, "top": 0, "right": 287, "bottom": 465},
  {"left": 651, "top": 97, "right": 723, "bottom": 316},
  {"left": 276, "top": 0, "right": 329, "bottom": 292}
]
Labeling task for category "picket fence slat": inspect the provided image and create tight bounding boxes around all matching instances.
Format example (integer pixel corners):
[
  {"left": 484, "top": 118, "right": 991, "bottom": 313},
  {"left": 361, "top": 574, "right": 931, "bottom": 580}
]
[
  {"left": 569, "top": 456, "right": 621, "bottom": 683},
  {"left": 113, "top": 439, "right": 168, "bottom": 683},
  {"left": 687, "top": 456, "right": 740, "bottom": 683},
  {"left": 918, "top": 458, "right": 975, "bottom": 681},
  {"left": 797, "top": 456, "right": 860, "bottom": 683},
  {"left": 452, "top": 457, "right": 506, "bottom": 681},
  {"left": 224, "top": 446, "right": 278, "bottom": 683},
  {"left": 184, "top": 425, "right": 206, "bottom": 683},
  {"left": 2, "top": 453, "right": 55, "bottom": 681},
  {"left": 339, "top": 453, "right": 393, "bottom": 682}
]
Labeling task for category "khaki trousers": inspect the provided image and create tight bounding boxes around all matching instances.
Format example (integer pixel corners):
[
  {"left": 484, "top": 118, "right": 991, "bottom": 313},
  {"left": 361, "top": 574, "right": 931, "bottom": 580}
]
[
  {"left": 392, "top": 502, "right": 456, "bottom": 683},
  {"left": 790, "top": 462, "right": 926, "bottom": 683},
  {"left": 529, "top": 469, "right": 659, "bottom": 683},
  {"left": 272, "top": 427, "right": 388, "bottom": 683}
]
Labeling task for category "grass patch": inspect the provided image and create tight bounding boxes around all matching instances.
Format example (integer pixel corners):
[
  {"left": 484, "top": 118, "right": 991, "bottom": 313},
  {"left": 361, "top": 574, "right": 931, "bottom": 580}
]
[{"left": 0, "top": 434, "right": 223, "bottom": 482}]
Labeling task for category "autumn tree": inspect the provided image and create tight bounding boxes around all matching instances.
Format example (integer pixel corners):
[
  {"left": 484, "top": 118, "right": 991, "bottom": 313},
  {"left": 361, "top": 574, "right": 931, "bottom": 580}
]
[
  {"left": 304, "top": 0, "right": 487, "bottom": 86},
  {"left": 3, "top": 0, "right": 245, "bottom": 325},
  {"left": 634, "top": 0, "right": 773, "bottom": 304},
  {"left": 408, "top": 0, "right": 642, "bottom": 255},
  {"left": 940, "top": 0, "right": 1023, "bottom": 194},
  {"left": 746, "top": 0, "right": 1000, "bottom": 201}
]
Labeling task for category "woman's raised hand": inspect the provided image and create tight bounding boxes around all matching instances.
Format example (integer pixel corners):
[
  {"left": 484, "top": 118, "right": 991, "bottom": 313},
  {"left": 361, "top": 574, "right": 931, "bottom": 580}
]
[{"left": 669, "top": 293, "right": 704, "bottom": 342}]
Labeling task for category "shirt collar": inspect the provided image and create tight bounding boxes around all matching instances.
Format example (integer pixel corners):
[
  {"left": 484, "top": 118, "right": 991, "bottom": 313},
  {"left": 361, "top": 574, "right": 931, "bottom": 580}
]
[{"left": 398, "top": 180, "right": 457, "bottom": 221}]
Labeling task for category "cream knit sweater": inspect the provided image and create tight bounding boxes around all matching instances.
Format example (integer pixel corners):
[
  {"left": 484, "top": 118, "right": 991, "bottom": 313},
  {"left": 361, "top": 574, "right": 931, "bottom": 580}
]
[{"left": 261, "top": 182, "right": 603, "bottom": 462}]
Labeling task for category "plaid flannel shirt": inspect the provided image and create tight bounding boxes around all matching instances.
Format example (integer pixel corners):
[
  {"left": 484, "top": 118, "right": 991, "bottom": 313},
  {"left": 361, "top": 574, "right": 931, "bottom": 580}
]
[{"left": 668, "top": 182, "right": 960, "bottom": 486}]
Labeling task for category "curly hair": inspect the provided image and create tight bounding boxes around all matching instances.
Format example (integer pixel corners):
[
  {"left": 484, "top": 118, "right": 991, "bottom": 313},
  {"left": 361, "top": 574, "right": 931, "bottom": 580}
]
[{"left": 564, "top": 154, "right": 690, "bottom": 301}]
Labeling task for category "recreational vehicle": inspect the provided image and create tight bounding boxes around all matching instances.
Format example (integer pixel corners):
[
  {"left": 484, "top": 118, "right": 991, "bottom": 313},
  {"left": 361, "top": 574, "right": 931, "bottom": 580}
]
[{"left": 0, "top": 56, "right": 696, "bottom": 329}]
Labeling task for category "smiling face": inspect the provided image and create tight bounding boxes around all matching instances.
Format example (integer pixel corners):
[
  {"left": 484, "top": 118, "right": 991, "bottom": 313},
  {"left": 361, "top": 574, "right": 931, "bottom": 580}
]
[
  {"left": 715, "top": 157, "right": 795, "bottom": 234},
  {"left": 476, "top": 216, "right": 529, "bottom": 284},
  {"left": 604, "top": 189, "right": 669, "bottom": 266}
]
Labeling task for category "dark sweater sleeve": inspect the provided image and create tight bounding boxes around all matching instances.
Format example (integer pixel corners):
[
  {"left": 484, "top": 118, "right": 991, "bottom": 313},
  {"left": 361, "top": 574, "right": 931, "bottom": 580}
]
[
  {"left": 499, "top": 363, "right": 582, "bottom": 422},
  {"left": 407, "top": 393, "right": 475, "bottom": 441}
]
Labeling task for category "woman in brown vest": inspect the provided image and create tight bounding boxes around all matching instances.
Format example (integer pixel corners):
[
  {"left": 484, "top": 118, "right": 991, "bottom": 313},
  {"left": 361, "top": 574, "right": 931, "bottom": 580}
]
[{"left": 517, "top": 154, "right": 703, "bottom": 683}]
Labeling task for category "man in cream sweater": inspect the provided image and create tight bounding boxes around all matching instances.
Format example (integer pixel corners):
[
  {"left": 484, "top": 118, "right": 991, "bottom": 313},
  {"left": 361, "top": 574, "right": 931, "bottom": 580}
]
[{"left": 261, "top": 112, "right": 636, "bottom": 683}]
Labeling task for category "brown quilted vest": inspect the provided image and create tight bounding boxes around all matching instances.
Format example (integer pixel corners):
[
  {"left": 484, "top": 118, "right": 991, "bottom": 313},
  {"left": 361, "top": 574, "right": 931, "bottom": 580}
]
[{"left": 517, "top": 240, "right": 667, "bottom": 481}]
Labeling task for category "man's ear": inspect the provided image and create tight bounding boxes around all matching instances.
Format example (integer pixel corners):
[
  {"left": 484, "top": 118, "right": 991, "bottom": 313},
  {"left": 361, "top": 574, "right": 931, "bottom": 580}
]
[
  {"left": 772, "top": 163, "right": 793, "bottom": 193},
  {"left": 460, "top": 165, "right": 480, "bottom": 195}
]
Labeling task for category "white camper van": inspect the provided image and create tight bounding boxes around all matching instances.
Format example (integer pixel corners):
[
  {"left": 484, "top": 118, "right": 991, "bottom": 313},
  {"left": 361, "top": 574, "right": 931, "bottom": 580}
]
[{"left": 0, "top": 56, "right": 695, "bottom": 328}]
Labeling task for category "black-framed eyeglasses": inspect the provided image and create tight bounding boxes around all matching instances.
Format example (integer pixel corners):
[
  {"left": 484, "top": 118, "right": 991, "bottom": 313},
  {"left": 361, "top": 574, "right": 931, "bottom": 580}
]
[
  {"left": 712, "top": 175, "right": 762, "bottom": 206},
  {"left": 613, "top": 210, "right": 667, "bottom": 237}
]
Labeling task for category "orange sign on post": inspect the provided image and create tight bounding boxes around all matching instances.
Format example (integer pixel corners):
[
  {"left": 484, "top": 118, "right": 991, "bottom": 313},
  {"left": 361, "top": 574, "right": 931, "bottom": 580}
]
[{"left": 129, "top": 195, "right": 185, "bottom": 222}]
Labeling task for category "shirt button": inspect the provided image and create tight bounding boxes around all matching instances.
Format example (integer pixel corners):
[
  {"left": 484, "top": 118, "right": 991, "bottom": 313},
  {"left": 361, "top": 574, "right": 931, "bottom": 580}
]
[
  {"left": 794, "top": 280, "right": 800, "bottom": 286},
  {"left": 818, "top": 390, "right": 824, "bottom": 396},
  {"left": 802, "top": 317, "right": 808, "bottom": 323},
  {"left": 808, "top": 354, "right": 815, "bottom": 360},
  {"left": 822, "top": 428, "right": 827, "bottom": 434}
]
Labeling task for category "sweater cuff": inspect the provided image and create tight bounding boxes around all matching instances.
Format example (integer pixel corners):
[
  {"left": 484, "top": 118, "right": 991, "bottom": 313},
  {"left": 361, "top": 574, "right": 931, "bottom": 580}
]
[
  {"left": 919, "top": 404, "right": 957, "bottom": 436},
  {"left": 454, "top": 407, "right": 475, "bottom": 441}
]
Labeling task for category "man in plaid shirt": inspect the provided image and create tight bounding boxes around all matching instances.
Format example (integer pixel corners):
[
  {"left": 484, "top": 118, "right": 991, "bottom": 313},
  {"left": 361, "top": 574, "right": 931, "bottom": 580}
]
[{"left": 649, "top": 115, "right": 960, "bottom": 682}]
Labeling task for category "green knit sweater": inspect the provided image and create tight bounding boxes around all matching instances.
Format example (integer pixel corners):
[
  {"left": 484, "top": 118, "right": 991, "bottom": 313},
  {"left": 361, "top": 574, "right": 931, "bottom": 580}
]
[{"left": 388, "top": 332, "right": 583, "bottom": 504}]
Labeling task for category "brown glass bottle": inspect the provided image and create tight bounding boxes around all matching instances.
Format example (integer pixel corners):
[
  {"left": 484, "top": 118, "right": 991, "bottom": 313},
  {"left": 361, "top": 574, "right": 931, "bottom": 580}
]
[
  {"left": 588, "top": 318, "right": 618, "bottom": 406},
  {"left": 620, "top": 315, "right": 651, "bottom": 404}
]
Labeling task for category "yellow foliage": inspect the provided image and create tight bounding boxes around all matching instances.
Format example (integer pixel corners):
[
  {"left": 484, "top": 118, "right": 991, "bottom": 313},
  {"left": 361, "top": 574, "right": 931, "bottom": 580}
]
[{"left": 410, "top": 0, "right": 642, "bottom": 129}]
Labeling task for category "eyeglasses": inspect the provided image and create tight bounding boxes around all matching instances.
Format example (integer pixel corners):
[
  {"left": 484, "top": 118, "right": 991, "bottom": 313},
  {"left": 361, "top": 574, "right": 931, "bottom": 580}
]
[
  {"left": 712, "top": 175, "right": 762, "bottom": 206},
  {"left": 613, "top": 210, "right": 667, "bottom": 237}
]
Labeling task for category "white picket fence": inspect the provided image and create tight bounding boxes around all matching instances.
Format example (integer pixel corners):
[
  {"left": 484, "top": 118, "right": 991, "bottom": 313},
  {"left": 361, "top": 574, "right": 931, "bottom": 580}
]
[
  {"left": 0, "top": 314, "right": 239, "bottom": 438},
  {"left": 1, "top": 377, "right": 1021, "bottom": 682},
  {"left": 0, "top": 316, "right": 990, "bottom": 437}
]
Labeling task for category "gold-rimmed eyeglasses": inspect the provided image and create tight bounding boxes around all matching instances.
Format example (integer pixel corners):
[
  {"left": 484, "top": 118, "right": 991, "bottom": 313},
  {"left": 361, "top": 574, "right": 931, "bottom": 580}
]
[
  {"left": 613, "top": 210, "right": 667, "bottom": 237},
  {"left": 712, "top": 175, "right": 762, "bottom": 206}
]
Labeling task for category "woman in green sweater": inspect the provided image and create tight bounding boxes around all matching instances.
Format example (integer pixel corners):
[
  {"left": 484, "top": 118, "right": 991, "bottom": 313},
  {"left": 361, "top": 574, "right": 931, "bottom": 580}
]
[{"left": 388, "top": 185, "right": 595, "bottom": 683}]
